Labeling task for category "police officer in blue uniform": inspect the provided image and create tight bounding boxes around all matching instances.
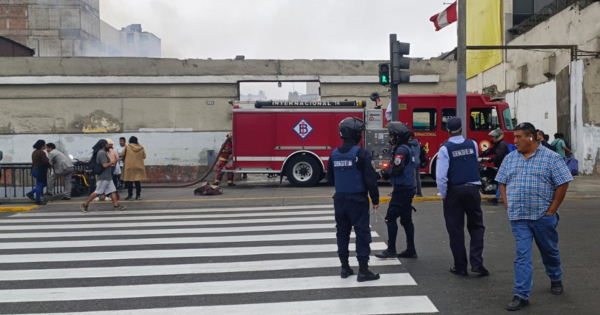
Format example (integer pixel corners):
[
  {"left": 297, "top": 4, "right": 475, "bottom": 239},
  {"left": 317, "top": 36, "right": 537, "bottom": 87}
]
[
  {"left": 436, "top": 117, "right": 489, "bottom": 277},
  {"left": 375, "top": 122, "right": 418, "bottom": 259},
  {"left": 327, "top": 117, "right": 381, "bottom": 282}
]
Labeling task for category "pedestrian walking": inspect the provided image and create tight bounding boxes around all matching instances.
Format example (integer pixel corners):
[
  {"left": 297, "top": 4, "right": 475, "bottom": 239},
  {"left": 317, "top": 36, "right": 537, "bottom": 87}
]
[
  {"left": 44, "top": 143, "right": 74, "bottom": 200},
  {"left": 551, "top": 133, "right": 572, "bottom": 159},
  {"left": 119, "top": 136, "right": 147, "bottom": 200},
  {"left": 408, "top": 132, "right": 423, "bottom": 197},
  {"left": 106, "top": 139, "right": 121, "bottom": 191},
  {"left": 436, "top": 117, "right": 488, "bottom": 277},
  {"left": 375, "top": 122, "right": 418, "bottom": 259},
  {"left": 495, "top": 122, "right": 573, "bottom": 311},
  {"left": 480, "top": 129, "right": 509, "bottom": 206},
  {"left": 327, "top": 117, "right": 380, "bottom": 282},
  {"left": 80, "top": 140, "right": 126, "bottom": 212},
  {"left": 26, "top": 140, "right": 51, "bottom": 205}
]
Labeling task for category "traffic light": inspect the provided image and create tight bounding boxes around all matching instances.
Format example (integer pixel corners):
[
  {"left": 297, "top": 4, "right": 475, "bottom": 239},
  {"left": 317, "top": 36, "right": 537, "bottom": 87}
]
[
  {"left": 378, "top": 63, "right": 390, "bottom": 86},
  {"left": 391, "top": 41, "right": 411, "bottom": 84}
]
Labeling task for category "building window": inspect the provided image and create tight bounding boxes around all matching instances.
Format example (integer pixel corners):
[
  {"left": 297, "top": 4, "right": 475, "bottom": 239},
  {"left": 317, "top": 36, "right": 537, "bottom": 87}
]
[
  {"left": 412, "top": 109, "right": 437, "bottom": 132},
  {"left": 140, "top": 34, "right": 149, "bottom": 41},
  {"left": 127, "top": 33, "right": 135, "bottom": 43}
]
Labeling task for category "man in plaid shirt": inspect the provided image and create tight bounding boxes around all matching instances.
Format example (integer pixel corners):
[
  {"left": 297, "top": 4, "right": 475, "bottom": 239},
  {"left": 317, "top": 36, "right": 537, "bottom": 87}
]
[{"left": 495, "top": 122, "right": 573, "bottom": 311}]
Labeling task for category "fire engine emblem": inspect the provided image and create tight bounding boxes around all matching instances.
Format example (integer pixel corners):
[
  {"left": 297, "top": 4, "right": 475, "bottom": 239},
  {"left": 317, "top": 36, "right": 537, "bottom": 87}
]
[{"left": 293, "top": 119, "right": 314, "bottom": 139}]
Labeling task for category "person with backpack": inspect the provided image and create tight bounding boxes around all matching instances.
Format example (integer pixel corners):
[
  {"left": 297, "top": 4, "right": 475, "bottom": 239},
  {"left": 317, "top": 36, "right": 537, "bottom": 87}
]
[
  {"left": 536, "top": 130, "right": 555, "bottom": 152},
  {"left": 551, "top": 133, "right": 572, "bottom": 159},
  {"left": 480, "top": 129, "right": 510, "bottom": 206},
  {"left": 80, "top": 139, "right": 126, "bottom": 213},
  {"left": 408, "top": 132, "right": 423, "bottom": 198}
]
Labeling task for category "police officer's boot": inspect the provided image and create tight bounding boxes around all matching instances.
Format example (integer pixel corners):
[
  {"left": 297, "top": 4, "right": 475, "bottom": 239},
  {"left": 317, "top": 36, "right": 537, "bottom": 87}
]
[
  {"left": 397, "top": 241, "right": 418, "bottom": 258},
  {"left": 357, "top": 261, "right": 380, "bottom": 282},
  {"left": 339, "top": 256, "right": 354, "bottom": 279},
  {"left": 375, "top": 243, "right": 397, "bottom": 259}
]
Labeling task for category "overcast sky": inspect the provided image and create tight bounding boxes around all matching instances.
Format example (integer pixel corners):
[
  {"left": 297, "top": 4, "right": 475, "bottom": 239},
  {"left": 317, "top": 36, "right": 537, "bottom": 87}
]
[{"left": 100, "top": 0, "right": 458, "bottom": 61}]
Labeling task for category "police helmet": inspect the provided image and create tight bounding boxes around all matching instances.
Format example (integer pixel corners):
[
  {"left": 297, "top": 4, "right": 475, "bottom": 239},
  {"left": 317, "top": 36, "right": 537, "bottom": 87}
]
[
  {"left": 338, "top": 117, "right": 365, "bottom": 142},
  {"left": 387, "top": 122, "right": 411, "bottom": 145},
  {"left": 489, "top": 129, "right": 504, "bottom": 143}
]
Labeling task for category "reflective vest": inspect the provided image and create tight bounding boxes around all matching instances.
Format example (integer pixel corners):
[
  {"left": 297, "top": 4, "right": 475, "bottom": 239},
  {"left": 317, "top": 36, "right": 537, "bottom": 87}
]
[
  {"left": 444, "top": 140, "right": 480, "bottom": 186},
  {"left": 390, "top": 144, "right": 414, "bottom": 186},
  {"left": 331, "top": 146, "right": 366, "bottom": 193}
]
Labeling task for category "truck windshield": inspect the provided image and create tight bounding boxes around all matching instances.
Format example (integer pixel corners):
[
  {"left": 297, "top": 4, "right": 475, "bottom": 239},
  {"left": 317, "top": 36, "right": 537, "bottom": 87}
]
[{"left": 503, "top": 109, "right": 514, "bottom": 130}]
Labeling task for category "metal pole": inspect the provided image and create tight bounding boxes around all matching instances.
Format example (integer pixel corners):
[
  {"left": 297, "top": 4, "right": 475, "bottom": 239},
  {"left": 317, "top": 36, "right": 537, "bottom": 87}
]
[
  {"left": 390, "top": 34, "right": 399, "bottom": 122},
  {"left": 457, "top": 0, "right": 467, "bottom": 137}
]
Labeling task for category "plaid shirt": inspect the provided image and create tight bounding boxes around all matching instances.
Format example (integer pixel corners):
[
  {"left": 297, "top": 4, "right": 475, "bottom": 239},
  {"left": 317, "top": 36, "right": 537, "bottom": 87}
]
[{"left": 495, "top": 144, "right": 573, "bottom": 221}]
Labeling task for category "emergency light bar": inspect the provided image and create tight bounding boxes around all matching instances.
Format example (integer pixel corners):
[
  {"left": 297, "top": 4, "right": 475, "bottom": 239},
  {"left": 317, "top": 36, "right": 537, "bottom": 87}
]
[{"left": 255, "top": 101, "right": 367, "bottom": 108}]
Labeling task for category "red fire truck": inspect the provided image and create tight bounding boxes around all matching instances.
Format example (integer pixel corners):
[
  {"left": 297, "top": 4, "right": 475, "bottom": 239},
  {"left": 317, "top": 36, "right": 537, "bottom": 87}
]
[{"left": 231, "top": 94, "right": 514, "bottom": 187}]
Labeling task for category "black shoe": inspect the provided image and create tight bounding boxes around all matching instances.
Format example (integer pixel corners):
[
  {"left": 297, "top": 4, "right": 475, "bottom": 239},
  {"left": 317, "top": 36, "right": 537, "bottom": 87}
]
[
  {"left": 357, "top": 270, "right": 380, "bottom": 282},
  {"left": 397, "top": 250, "right": 418, "bottom": 258},
  {"left": 62, "top": 197, "right": 72, "bottom": 201},
  {"left": 506, "top": 296, "right": 529, "bottom": 311},
  {"left": 124, "top": 196, "right": 133, "bottom": 201},
  {"left": 471, "top": 266, "right": 490, "bottom": 276},
  {"left": 487, "top": 198, "right": 499, "bottom": 206},
  {"left": 449, "top": 267, "right": 468, "bottom": 276},
  {"left": 375, "top": 250, "right": 398, "bottom": 259},
  {"left": 34, "top": 201, "right": 46, "bottom": 206},
  {"left": 135, "top": 196, "right": 141, "bottom": 200},
  {"left": 340, "top": 266, "right": 354, "bottom": 279},
  {"left": 42, "top": 193, "right": 53, "bottom": 197},
  {"left": 228, "top": 182, "right": 236, "bottom": 187},
  {"left": 26, "top": 192, "right": 35, "bottom": 201},
  {"left": 551, "top": 281, "right": 563, "bottom": 295}
]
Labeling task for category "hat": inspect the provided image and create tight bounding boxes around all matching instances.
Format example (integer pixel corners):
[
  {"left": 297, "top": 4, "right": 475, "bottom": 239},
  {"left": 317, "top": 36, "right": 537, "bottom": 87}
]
[
  {"left": 106, "top": 138, "right": 114, "bottom": 145},
  {"left": 447, "top": 117, "right": 462, "bottom": 132}
]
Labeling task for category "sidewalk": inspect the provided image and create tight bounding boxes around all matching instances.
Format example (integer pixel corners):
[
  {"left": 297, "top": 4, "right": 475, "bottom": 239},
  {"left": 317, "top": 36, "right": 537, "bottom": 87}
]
[{"left": 1, "top": 175, "right": 598, "bottom": 212}]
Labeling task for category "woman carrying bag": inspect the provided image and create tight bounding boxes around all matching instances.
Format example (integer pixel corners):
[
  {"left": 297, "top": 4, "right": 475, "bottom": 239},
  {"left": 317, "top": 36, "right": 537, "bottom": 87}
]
[{"left": 119, "top": 136, "right": 147, "bottom": 200}]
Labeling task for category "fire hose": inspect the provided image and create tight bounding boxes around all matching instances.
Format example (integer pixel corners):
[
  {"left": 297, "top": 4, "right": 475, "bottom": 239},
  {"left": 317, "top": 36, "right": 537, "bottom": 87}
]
[{"left": 143, "top": 139, "right": 229, "bottom": 189}]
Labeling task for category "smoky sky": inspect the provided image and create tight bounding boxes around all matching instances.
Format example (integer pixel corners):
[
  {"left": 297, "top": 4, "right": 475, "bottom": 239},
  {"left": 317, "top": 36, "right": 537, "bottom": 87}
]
[{"left": 100, "top": 0, "right": 458, "bottom": 60}]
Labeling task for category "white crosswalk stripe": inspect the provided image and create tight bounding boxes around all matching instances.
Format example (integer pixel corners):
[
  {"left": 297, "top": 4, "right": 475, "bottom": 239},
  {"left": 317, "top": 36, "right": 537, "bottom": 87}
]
[{"left": 0, "top": 205, "right": 439, "bottom": 314}]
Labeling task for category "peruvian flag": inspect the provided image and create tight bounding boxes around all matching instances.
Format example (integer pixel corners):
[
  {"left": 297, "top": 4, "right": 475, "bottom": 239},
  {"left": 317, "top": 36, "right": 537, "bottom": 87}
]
[{"left": 430, "top": 1, "right": 458, "bottom": 31}]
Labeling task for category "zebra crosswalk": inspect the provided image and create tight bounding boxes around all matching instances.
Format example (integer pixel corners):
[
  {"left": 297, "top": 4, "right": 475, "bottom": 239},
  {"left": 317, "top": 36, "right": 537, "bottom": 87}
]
[{"left": 0, "top": 204, "right": 439, "bottom": 314}]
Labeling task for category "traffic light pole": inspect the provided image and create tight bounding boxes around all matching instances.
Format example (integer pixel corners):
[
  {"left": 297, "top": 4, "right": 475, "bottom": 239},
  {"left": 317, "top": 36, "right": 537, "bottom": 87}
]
[
  {"left": 457, "top": 0, "right": 467, "bottom": 137},
  {"left": 390, "top": 34, "right": 399, "bottom": 122}
]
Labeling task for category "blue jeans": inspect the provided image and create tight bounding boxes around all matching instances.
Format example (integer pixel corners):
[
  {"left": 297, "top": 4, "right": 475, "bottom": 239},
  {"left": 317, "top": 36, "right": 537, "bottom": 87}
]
[
  {"left": 510, "top": 214, "right": 562, "bottom": 300},
  {"left": 28, "top": 170, "right": 47, "bottom": 203}
]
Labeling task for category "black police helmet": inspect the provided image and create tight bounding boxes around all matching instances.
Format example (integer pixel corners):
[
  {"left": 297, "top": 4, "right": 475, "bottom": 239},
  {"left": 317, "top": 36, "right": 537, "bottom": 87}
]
[
  {"left": 339, "top": 117, "right": 365, "bottom": 142},
  {"left": 387, "top": 122, "right": 411, "bottom": 145}
]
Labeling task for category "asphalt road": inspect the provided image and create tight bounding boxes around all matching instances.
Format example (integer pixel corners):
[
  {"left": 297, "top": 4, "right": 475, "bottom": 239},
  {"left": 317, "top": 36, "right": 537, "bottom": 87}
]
[{"left": 0, "top": 192, "right": 598, "bottom": 314}]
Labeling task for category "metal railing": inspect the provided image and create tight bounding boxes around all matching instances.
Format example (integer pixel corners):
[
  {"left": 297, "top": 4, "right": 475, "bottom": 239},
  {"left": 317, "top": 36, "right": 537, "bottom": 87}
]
[
  {"left": 1, "top": 163, "right": 65, "bottom": 199},
  {"left": 509, "top": 0, "right": 600, "bottom": 36}
]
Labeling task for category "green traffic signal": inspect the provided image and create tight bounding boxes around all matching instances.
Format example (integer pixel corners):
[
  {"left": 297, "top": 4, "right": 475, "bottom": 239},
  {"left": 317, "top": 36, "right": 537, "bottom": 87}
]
[{"left": 381, "top": 75, "right": 389, "bottom": 83}]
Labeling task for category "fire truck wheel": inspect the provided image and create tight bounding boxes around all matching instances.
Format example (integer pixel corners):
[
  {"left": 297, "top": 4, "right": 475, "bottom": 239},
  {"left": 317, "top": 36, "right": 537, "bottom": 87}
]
[{"left": 285, "top": 155, "right": 322, "bottom": 187}]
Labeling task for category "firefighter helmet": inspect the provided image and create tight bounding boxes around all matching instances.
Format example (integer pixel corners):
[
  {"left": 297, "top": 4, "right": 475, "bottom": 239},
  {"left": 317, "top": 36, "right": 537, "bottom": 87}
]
[
  {"left": 338, "top": 117, "right": 365, "bottom": 143},
  {"left": 226, "top": 133, "right": 233, "bottom": 139},
  {"left": 489, "top": 129, "right": 504, "bottom": 143},
  {"left": 387, "top": 122, "right": 411, "bottom": 145}
]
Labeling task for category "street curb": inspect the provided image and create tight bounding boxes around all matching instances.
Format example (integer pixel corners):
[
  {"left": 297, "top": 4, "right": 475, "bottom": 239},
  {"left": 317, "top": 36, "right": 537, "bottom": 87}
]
[{"left": 0, "top": 205, "right": 39, "bottom": 212}]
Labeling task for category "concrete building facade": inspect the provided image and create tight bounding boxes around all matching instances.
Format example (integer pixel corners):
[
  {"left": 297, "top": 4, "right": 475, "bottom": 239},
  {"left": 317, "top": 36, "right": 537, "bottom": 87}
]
[
  {"left": 466, "top": 0, "right": 600, "bottom": 174},
  {"left": 0, "top": 0, "right": 161, "bottom": 57},
  {"left": 0, "top": 57, "right": 456, "bottom": 182}
]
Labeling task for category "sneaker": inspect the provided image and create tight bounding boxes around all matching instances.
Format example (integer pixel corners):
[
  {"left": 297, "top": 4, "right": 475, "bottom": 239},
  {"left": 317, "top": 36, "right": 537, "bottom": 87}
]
[
  {"left": 124, "top": 196, "right": 133, "bottom": 201},
  {"left": 114, "top": 204, "right": 127, "bottom": 211},
  {"left": 26, "top": 192, "right": 35, "bottom": 201},
  {"left": 375, "top": 250, "right": 398, "bottom": 259},
  {"left": 228, "top": 182, "right": 236, "bottom": 187},
  {"left": 105, "top": 197, "right": 112, "bottom": 201},
  {"left": 212, "top": 182, "right": 221, "bottom": 186},
  {"left": 80, "top": 203, "right": 89, "bottom": 213},
  {"left": 135, "top": 196, "right": 141, "bottom": 200}
]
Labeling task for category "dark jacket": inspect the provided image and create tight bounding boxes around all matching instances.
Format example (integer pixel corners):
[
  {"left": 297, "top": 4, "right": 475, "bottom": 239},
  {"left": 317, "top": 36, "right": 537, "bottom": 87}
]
[
  {"left": 31, "top": 149, "right": 51, "bottom": 171},
  {"left": 327, "top": 140, "right": 380, "bottom": 205},
  {"left": 480, "top": 140, "right": 508, "bottom": 168}
]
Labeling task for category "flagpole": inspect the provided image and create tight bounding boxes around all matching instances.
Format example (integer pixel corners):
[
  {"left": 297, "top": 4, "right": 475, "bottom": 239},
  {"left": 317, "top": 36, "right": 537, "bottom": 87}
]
[{"left": 457, "top": 0, "right": 467, "bottom": 137}]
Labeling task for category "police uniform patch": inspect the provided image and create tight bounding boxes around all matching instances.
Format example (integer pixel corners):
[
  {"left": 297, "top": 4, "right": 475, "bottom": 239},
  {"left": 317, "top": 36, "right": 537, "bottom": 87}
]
[{"left": 394, "top": 154, "right": 403, "bottom": 166}]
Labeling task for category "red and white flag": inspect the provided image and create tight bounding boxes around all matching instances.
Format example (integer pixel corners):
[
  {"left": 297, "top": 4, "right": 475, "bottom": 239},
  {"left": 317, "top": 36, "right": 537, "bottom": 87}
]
[{"left": 430, "top": 1, "right": 457, "bottom": 31}]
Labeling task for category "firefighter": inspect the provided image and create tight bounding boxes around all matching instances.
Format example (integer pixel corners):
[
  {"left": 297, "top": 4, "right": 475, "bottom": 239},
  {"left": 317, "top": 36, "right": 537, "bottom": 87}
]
[
  {"left": 376, "top": 122, "right": 418, "bottom": 259},
  {"left": 213, "top": 133, "right": 235, "bottom": 187},
  {"left": 327, "top": 117, "right": 380, "bottom": 282}
]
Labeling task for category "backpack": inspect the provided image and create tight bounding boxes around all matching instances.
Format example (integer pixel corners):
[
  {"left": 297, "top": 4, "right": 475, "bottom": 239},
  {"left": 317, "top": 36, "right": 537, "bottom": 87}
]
[
  {"left": 419, "top": 145, "right": 427, "bottom": 168},
  {"left": 194, "top": 182, "right": 223, "bottom": 196},
  {"left": 89, "top": 153, "right": 104, "bottom": 175}
]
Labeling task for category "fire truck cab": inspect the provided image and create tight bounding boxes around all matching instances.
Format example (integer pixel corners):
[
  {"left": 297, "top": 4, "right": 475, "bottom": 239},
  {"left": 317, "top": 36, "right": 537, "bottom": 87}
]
[{"left": 231, "top": 94, "right": 514, "bottom": 187}]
